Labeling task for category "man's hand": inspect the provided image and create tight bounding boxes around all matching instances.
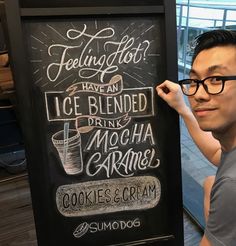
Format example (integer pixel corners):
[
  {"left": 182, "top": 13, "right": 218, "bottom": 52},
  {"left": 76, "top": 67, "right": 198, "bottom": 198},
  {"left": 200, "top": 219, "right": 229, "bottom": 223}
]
[{"left": 156, "top": 80, "right": 189, "bottom": 116}]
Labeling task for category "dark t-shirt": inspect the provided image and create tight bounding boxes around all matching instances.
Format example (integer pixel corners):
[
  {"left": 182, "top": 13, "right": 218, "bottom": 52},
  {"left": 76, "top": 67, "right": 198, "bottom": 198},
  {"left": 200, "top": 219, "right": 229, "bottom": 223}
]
[{"left": 205, "top": 148, "right": 236, "bottom": 246}]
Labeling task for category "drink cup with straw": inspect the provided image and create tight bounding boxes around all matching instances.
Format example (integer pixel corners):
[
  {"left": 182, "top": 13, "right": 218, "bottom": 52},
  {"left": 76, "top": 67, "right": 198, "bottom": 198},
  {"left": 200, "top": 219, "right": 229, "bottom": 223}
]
[
  {"left": 52, "top": 125, "right": 83, "bottom": 175},
  {"left": 63, "top": 122, "right": 70, "bottom": 166}
]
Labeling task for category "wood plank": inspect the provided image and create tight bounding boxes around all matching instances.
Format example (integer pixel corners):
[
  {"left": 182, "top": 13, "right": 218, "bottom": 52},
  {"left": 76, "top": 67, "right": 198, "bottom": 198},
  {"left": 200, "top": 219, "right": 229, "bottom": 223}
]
[{"left": 0, "top": 176, "right": 37, "bottom": 246}]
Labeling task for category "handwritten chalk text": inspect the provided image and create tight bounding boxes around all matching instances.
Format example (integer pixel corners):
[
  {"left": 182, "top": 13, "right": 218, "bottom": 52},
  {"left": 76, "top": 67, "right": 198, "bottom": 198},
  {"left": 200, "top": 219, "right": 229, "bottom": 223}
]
[
  {"left": 56, "top": 176, "right": 161, "bottom": 217},
  {"left": 47, "top": 25, "right": 150, "bottom": 82}
]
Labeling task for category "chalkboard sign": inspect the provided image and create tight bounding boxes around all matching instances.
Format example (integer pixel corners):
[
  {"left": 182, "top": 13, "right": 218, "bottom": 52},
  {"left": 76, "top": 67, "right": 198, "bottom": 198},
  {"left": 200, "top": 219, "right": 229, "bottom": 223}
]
[{"left": 1, "top": 0, "right": 183, "bottom": 245}]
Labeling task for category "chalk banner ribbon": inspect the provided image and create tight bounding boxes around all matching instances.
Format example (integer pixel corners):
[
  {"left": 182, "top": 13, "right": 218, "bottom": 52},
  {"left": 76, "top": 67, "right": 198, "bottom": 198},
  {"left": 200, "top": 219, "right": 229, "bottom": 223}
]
[
  {"left": 75, "top": 114, "right": 131, "bottom": 133},
  {"left": 66, "top": 74, "right": 123, "bottom": 96}
]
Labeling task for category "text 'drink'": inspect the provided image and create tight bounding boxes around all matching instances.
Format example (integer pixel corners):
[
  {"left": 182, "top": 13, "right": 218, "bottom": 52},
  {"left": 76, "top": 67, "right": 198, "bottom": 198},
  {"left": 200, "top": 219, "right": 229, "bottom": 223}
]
[{"left": 56, "top": 175, "right": 161, "bottom": 217}]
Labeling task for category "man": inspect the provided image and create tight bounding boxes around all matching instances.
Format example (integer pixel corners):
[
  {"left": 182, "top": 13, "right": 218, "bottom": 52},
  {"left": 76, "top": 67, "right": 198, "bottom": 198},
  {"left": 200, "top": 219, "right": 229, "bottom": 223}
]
[{"left": 157, "top": 29, "right": 236, "bottom": 245}]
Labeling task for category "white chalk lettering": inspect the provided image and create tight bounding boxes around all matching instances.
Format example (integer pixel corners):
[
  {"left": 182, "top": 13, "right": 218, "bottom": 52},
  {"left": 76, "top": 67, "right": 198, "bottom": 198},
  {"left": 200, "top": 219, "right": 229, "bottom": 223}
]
[
  {"left": 53, "top": 96, "right": 82, "bottom": 117},
  {"left": 56, "top": 176, "right": 161, "bottom": 217},
  {"left": 85, "top": 123, "right": 155, "bottom": 154},
  {"left": 87, "top": 92, "right": 147, "bottom": 115},
  {"left": 73, "top": 218, "right": 141, "bottom": 238},
  {"left": 86, "top": 148, "right": 158, "bottom": 178},
  {"left": 46, "top": 25, "right": 151, "bottom": 82}
]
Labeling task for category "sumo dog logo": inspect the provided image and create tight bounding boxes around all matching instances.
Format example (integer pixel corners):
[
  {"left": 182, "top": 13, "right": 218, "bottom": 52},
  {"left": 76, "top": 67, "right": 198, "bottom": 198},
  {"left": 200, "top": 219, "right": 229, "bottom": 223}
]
[
  {"left": 26, "top": 18, "right": 162, "bottom": 218},
  {"left": 73, "top": 218, "right": 141, "bottom": 238}
]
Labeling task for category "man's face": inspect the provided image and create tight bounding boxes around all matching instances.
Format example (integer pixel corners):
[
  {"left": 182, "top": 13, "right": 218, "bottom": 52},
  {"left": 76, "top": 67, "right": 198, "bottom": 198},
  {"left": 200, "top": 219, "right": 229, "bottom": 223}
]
[{"left": 189, "top": 45, "right": 236, "bottom": 135}]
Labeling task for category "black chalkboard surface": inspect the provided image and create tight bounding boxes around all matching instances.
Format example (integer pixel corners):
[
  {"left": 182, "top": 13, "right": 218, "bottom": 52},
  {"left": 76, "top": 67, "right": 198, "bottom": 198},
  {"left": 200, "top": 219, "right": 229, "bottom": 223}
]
[{"left": 1, "top": 0, "right": 183, "bottom": 245}]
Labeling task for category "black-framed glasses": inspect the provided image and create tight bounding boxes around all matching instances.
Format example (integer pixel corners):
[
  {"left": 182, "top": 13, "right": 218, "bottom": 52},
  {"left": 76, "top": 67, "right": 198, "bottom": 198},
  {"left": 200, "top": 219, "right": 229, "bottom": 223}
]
[{"left": 178, "top": 75, "right": 236, "bottom": 96}]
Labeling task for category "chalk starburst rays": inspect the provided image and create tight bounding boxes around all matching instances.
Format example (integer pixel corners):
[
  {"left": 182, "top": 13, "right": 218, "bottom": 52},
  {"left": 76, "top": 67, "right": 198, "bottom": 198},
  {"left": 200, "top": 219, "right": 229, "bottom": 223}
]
[{"left": 29, "top": 19, "right": 160, "bottom": 88}]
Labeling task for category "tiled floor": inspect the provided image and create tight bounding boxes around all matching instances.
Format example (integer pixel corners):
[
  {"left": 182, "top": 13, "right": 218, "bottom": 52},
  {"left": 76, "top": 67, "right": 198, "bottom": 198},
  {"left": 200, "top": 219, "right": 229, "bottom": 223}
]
[
  {"left": 180, "top": 117, "right": 218, "bottom": 238},
  {"left": 184, "top": 212, "right": 202, "bottom": 246}
]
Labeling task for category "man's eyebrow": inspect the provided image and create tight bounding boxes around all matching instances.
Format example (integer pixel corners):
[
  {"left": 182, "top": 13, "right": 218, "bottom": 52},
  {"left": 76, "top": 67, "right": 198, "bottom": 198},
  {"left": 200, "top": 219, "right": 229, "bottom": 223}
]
[
  {"left": 207, "top": 65, "right": 228, "bottom": 72},
  {"left": 189, "top": 69, "right": 198, "bottom": 77},
  {"left": 189, "top": 65, "right": 228, "bottom": 77}
]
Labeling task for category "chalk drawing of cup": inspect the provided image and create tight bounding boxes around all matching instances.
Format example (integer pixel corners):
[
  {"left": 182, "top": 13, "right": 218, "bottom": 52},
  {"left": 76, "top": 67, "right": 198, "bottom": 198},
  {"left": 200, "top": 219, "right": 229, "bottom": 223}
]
[{"left": 52, "top": 129, "right": 83, "bottom": 175}]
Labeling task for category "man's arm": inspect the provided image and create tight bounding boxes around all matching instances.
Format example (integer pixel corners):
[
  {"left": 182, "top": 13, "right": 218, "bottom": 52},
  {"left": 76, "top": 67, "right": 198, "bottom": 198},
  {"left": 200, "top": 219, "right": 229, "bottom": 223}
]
[
  {"left": 156, "top": 80, "right": 221, "bottom": 166},
  {"left": 200, "top": 235, "right": 212, "bottom": 246},
  {"left": 203, "top": 176, "right": 215, "bottom": 222}
]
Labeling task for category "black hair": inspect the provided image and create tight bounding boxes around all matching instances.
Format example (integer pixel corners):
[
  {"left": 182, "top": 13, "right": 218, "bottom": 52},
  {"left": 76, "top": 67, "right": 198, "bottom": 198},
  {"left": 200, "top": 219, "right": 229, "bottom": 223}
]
[{"left": 192, "top": 29, "right": 236, "bottom": 65}]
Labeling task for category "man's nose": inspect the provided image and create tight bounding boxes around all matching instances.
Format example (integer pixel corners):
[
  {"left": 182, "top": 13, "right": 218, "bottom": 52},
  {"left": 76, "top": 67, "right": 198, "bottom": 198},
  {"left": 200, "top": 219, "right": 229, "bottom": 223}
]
[{"left": 194, "top": 83, "right": 210, "bottom": 101}]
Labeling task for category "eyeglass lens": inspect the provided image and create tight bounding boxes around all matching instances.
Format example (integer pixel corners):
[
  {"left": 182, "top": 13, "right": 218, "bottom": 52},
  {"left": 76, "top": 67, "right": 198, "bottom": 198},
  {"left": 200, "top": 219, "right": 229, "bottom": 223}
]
[{"left": 182, "top": 77, "right": 223, "bottom": 95}]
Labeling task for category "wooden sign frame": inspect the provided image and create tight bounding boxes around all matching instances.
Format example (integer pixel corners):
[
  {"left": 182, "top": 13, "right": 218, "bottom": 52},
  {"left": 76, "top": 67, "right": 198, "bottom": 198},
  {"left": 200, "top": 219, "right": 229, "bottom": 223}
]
[{"left": 1, "top": 0, "right": 183, "bottom": 245}]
